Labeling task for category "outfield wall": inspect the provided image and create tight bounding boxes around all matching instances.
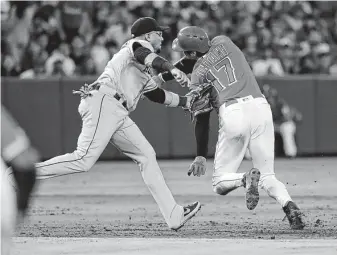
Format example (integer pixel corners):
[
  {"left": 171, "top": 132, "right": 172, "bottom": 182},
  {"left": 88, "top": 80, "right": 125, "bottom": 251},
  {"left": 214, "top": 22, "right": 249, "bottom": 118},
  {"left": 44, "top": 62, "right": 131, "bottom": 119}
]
[{"left": 1, "top": 76, "right": 337, "bottom": 159}]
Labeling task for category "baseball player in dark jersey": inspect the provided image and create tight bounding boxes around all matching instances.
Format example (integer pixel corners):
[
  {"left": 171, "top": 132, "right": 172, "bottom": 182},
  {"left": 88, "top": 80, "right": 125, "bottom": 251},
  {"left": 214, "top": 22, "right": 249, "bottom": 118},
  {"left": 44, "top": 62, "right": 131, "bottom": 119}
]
[
  {"left": 1, "top": 105, "right": 39, "bottom": 254},
  {"left": 161, "top": 26, "right": 305, "bottom": 230},
  {"left": 262, "top": 84, "right": 302, "bottom": 158}
]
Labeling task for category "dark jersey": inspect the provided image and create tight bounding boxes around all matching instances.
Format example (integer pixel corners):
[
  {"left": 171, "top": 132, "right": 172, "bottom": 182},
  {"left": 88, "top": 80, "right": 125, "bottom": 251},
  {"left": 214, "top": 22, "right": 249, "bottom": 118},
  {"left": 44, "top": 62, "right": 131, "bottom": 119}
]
[{"left": 191, "top": 35, "right": 263, "bottom": 109}]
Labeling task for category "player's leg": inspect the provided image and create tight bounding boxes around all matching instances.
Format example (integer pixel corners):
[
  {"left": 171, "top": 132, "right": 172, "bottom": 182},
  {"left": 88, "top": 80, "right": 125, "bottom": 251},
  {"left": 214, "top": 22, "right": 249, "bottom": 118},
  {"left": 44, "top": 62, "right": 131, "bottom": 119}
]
[
  {"left": 1, "top": 159, "right": 16, "bottom": 255},
  {"left": 36, "top": 92, "right": 126, "bottom": 179},
  {"left": 110, "top": 117, "right": 200, "bottom": 230},
  {"left": 248, "top": 99, "right": 304, "bottom": 229},
  {"left": 212, "top": 104, "right": 250, "bottom": 196},
  {"left": 279, "top": 120, "right": 297, "bottom": 157},
  {"left": 248, "top": 100, "right": 292, "bottom": 206}
]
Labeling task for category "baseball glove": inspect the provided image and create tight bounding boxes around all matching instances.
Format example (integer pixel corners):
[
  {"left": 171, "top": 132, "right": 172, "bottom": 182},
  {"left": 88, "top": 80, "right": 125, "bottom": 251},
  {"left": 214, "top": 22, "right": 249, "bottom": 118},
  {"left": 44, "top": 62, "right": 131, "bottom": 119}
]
[
  {"left": 72, "top": 81, "right": 99, "bottom": 99},
  {"left": 184, "top": 83, "right": 213, "bottom": 121}
]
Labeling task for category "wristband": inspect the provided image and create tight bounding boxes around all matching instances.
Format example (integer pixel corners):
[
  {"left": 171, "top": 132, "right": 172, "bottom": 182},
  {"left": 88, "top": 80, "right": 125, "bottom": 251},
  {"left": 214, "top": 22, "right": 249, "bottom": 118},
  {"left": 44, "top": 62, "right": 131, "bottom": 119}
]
[{"left": 164, "top": 90, "right": 180, "bottom": 107}]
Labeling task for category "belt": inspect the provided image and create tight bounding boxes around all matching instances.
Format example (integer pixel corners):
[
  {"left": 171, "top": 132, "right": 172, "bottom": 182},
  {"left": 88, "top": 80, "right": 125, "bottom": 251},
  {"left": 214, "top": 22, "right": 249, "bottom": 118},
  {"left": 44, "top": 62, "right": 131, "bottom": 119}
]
[
  {"left": 225, "top": 95, "right": 264, "bottom": 107},
  {"left": 113, "top": 93, "right": 128, "bottom": 110},
  {"left": 96, "top": 84, "right": 128, "bottom": 110}
]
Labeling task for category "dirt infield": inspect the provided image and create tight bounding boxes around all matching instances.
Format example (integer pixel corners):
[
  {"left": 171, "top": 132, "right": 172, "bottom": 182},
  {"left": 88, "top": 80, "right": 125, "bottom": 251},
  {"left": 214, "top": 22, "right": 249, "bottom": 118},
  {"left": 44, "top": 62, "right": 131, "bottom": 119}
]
[
  {"left": 12, "top": 237, "right": 337, "bottom": 255},
  {"left": 13, "top": 158, "right": 337, "bottom": 254}
]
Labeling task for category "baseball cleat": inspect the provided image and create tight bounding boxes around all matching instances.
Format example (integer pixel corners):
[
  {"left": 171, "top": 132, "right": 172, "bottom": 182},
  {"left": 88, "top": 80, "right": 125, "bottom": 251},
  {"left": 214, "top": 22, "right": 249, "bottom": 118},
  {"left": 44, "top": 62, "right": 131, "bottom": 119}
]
[
  {"left": 283, "top": 201, "right": 305, "bottom": 230},
  {"left": 244, "top": 168, "right": 261, "bottom": 210},
  {"left": 171, "top": 201, "right": 201, "bottom": 231}
]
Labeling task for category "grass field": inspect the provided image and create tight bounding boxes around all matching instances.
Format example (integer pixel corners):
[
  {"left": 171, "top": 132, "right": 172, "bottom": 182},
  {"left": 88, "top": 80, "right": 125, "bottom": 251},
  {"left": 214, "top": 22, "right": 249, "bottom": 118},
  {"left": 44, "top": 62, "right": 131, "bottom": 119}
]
[{"left": 12, "top": 158, "right": 337, "bottom": 255}]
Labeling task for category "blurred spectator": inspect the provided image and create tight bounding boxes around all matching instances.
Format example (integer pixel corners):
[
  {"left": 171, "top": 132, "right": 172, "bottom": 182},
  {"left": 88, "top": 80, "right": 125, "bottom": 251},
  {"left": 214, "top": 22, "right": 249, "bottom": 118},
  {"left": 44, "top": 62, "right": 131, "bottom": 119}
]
[
  {"left": 90, "top": 33, "right": 110, "bottom": 74},
  {"left": 1, "top": 1, "right": 15, "bottom": 35},
  {"left": 75, "top": 56, "right": 97, "bottom": 76},
  {"left": 32, "top": 3, "right": 62, "bottom": 54},
  {"left": 21, "top": 40, "right": 48, "bottom": 73},
  {"left": 105, "top": 40, "right": 119, "bottom": 59},
  {"left": 242, "top": 34, "right": 260, "bottom": 67},
  {"left": 4, "top": 2, "right": 37, "bottom": 67},
  {"left": 252, "top": 47, "right": 284, "bottom": 76},
  {"left": 20, "top": 56, "right": 47, "bottom": 79},
  {"left": 104, "top": 11, "right": 130, "bottom": 47},
  {"left": 58, "top": 1, "right": 93, "bottom": 44},
  {"left": 45, "top": 42, "right": 75, "bottom": 76},
  {"left": 1, "top": 39, "right": 20, "bottom": 76},
  {"left": 277, "top": 37, "right": 301, "bottom": 74},
  {"left": 69, "top": 35, "right": 88, "bottom": 67},
  {"left": 330, "top": 63, "right": 337, "bottom": 75},
  {"left": 313, "top": 43, "right": 333, "bottom": 74},
  {"left": 1, "top": 1, "right": 337, "bottom": 78}
]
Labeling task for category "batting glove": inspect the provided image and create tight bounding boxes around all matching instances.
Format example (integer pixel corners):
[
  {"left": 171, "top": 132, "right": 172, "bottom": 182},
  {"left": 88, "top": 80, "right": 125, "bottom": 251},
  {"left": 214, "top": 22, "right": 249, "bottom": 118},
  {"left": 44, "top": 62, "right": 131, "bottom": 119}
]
[{"left": 188, "top": 156, "right": 207, "bottom": 177}]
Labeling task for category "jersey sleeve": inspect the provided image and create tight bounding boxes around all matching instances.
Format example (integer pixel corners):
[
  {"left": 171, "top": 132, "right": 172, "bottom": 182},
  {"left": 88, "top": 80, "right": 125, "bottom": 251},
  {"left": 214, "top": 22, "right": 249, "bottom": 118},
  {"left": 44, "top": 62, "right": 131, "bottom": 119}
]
[
  {"left": 190, "top": 71, "right": 203, "bottom": 89},
  {"left": 211, "top": 35, "right": 231, "bottom": 46},
  {"left": 126, "top": 39, "right": 155, "bottom": 56},
  {"left": 143, "top": 76, "right": 159, "bottom": 93},
  {"left": 1, "top": 106, "right": 30, "bottom": 162}
]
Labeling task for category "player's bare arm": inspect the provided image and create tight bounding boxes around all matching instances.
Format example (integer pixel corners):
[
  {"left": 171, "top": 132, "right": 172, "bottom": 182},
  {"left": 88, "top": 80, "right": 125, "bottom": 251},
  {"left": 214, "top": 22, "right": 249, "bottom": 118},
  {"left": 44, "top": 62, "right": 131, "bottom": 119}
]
[
  {"left": 195, "top": 111, "right": 211, "bottom": 158},
  {"left": 187, "top": 111, "right": 210, "bottom": 177}
]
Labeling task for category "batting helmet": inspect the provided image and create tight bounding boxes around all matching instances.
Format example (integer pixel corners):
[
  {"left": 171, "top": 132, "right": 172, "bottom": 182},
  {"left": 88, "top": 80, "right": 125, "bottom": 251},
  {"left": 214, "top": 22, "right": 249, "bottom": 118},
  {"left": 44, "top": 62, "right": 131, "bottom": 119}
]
[{"left": 172, "top": 26, "right": 211, "bottom": 54}]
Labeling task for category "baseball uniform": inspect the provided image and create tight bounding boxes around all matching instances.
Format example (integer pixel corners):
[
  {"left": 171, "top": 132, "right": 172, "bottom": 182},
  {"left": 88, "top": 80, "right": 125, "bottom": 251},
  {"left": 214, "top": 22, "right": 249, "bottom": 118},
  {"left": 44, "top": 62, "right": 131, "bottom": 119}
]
[
  {"left": 1, "top": 106, "right": 37, "bottom": 255},
  {"left": 191, "top": 35, "right": 293, "bottom": 207},
  {"left": 34, "top": 38, "right": 191, "bottom": 229}
]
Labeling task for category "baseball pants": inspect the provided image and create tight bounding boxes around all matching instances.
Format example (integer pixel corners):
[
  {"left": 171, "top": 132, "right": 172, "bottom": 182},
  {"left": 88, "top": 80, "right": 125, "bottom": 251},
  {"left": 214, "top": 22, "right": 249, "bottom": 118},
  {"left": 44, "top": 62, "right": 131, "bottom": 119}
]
[
  {"left": 35, "top": 90, "right": 183, "bottom": 229},
  {"left": 1, "top": 159, "right": 16, "bottom": 255},
  {"left": 212, "top": 97, "right": 292, "bottom": 207}
]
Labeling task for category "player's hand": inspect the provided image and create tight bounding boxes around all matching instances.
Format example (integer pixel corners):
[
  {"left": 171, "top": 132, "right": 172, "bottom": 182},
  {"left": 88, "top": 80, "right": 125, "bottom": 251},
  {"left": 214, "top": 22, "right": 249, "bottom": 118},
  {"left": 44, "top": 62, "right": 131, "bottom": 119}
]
[
  {"left": 188, "top": 156, "right": 207, "bottom": 177},
  {"left": 87, "top": 80, "right": 100, "bottom": 90},
  {"left": 73, "top": 81, "right": 100, "bottom": 99},
  {"left": 171, "top": 68, "right": 190, "bottom": 87}
]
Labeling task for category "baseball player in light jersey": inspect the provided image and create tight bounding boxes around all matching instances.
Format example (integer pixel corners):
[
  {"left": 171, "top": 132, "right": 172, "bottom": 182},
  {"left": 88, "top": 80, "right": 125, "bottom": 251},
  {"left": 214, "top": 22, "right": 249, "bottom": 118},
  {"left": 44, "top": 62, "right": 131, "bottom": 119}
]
[
  {"left": 1, "top": 105, "right": 38, "bottom": 255},
  {"left": 30, "top": 17, "right": 201, "bottom": 231},
  {"left": 169, "top": 26, "right": 305, "bottom": 230}
]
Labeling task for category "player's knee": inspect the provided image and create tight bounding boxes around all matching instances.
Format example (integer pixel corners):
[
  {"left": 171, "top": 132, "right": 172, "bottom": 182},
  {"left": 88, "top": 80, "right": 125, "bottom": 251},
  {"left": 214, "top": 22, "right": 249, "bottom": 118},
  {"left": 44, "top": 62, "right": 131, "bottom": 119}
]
[
  {"left": 259, "top": 174, "right": 282, "bottom": 189},
  {"left": 213, "top": 182, "right": 236, "bottom": 195},
  {"left": 79, "top": 163, "right": 92, "bottom": 172},
  {"left": 139, "top": 147, "right": 157, "bottom": 166},
  {"left": 73, "top": 151, "right": 97, "bottom": 172}
]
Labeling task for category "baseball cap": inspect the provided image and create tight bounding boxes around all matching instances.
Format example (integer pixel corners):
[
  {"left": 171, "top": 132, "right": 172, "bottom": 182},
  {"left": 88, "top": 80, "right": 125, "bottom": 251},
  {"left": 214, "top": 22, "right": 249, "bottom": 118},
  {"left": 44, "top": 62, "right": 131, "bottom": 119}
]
[{"left": 131, "top": 17, "right": 169, "bottom": 37}]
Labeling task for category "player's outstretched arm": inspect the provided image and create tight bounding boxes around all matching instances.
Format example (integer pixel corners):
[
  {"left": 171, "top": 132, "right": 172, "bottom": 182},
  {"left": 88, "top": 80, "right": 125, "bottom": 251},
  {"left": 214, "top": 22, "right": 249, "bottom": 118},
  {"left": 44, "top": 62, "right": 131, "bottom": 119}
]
[
  {"left": 133, "top": 43, "right": 189, "bottom": 87},
  {"left": 143, "top": 87, "right": 188, "bottom": 108},
  {"left": 160, "top": 57, "right": 197, "bottom": 82},
  {"left": 195, "top": 111, "right": 211, "bottom": 158},
  {"left": 187, "top": 111, "right": 210, "bottom": 177}
]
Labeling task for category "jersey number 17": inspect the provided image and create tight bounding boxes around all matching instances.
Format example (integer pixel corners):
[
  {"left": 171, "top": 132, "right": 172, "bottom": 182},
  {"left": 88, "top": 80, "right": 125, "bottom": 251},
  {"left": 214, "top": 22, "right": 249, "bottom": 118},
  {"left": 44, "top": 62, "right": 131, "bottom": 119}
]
[{"left": 206, "top": 56, "right": 237, "bottom": 92}]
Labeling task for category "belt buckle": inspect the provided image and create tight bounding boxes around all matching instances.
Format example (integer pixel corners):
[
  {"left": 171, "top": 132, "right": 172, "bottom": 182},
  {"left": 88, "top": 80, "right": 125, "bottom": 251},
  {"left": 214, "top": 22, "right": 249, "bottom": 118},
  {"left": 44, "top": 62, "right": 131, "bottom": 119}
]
[
  {"left": 114, "top": 93, "right": 121, "bottom": 101},
  {"left": 122, "top": 101, "right": 127, "bottom": 109}
]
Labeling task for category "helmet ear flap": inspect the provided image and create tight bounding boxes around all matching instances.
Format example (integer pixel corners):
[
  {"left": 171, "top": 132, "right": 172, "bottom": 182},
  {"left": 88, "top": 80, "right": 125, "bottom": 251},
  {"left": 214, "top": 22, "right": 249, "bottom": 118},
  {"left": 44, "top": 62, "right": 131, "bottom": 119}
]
[
  {"left": 172, "top": 38, "right": 184, "bottom": 52},
  {"left": 183, "top": 51, "right": 198, "bottom": 59}
]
